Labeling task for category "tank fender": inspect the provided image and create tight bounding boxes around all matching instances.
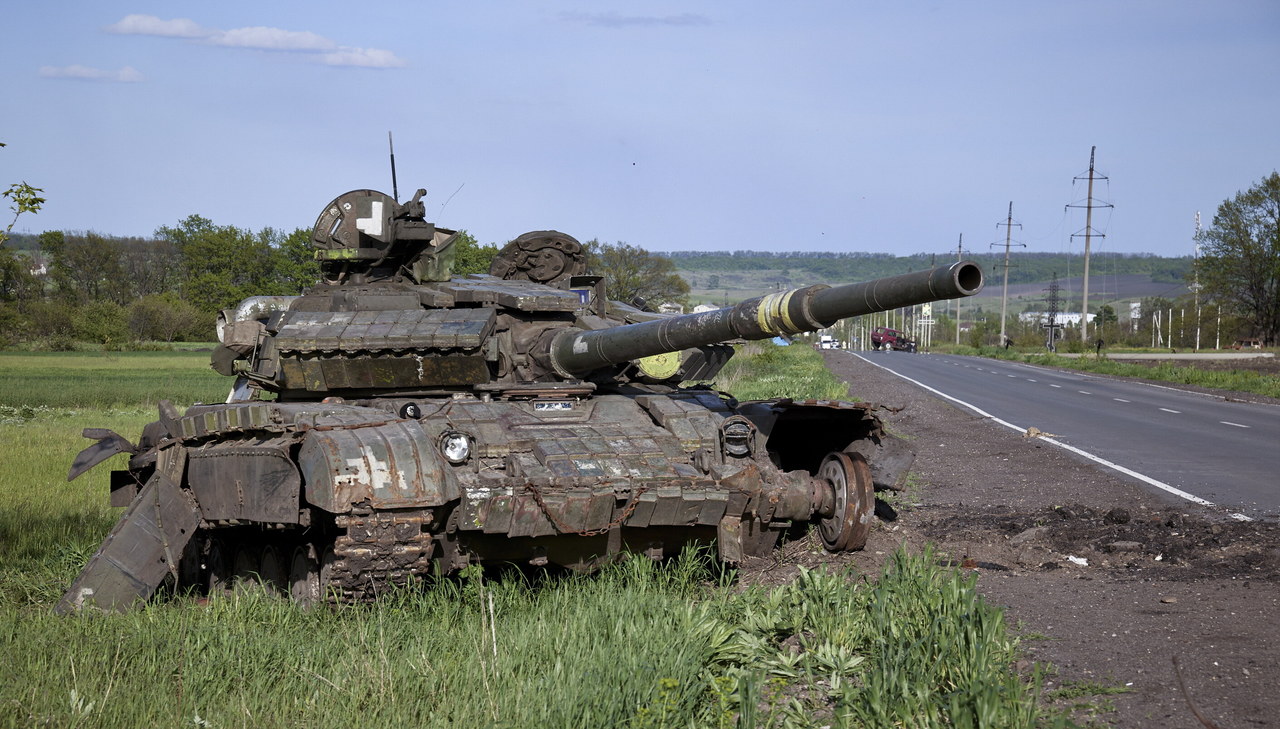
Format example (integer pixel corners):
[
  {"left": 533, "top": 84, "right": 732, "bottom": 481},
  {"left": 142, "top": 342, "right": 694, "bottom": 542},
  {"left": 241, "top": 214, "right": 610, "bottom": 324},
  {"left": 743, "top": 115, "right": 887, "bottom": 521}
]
[
  {"left": 187, "top": 445, "right": 301, "bottom": 523},
  {"left": 298, "top": 420, "right": 461, "bottom": 513},
  {"left": 67, "top": 428, "right": 136, "bottom": 482},
  {"left": 56, "top": 472, "right": 201, "bottom": 614}
]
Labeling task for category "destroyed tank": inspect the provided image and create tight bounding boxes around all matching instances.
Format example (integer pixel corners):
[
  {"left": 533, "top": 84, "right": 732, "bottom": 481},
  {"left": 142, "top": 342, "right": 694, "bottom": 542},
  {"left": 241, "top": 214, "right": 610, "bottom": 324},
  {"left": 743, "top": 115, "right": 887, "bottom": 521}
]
[{"left": 59, "top": 188, "right": 984, "bottom": 613}]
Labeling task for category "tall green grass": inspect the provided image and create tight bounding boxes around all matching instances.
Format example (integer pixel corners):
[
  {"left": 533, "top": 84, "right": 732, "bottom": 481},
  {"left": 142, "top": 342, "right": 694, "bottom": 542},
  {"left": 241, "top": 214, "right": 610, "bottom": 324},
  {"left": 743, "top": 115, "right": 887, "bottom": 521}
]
[
  {"left": 2, "top": 552, "right": 1067, "bottom": 729},
  {"left": 714, "top": 342, "right": 851, "bottom": 401},
  {"left": 0, "top": 351, "right": 227, "bottom": 410},
  {"left": 0, "top": 350, "right": 1069, "bottom": 728}
]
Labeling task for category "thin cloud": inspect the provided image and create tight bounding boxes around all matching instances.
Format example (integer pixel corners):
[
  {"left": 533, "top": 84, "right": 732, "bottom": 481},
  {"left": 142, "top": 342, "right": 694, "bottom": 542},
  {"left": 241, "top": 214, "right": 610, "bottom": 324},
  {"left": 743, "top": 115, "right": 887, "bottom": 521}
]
[
  {"left": 561, "top": 11, "right": 711, "bottom": 28},
  {"left": 39, "top": 65, "right": 143, "bottom": 83},
  {"left": 105, "top": 14, "right": 209, "bottom": 38},
  {"left": 322, "top": 47, "right": 407, "bottom": 68},
  {"left": 213, "top": 26, "right": 336, "bottom": 52},
  {"left": 103, "top": 14, "right": 404, "bottom": 68}
]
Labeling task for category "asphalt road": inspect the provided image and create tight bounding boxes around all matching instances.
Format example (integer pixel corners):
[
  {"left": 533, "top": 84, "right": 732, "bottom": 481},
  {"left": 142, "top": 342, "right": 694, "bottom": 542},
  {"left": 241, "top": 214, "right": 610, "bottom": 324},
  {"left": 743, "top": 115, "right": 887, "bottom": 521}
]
[{"left": 849, "top": 350, "right": 1280, "bottom": 519}]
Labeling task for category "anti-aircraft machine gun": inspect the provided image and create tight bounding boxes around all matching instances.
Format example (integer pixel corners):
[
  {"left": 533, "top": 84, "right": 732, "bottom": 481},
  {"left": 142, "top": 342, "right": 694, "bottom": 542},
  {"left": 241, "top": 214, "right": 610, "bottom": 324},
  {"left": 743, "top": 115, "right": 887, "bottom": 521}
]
[{"left": 59, "top": 188, "right": 983, "bottom": 613}]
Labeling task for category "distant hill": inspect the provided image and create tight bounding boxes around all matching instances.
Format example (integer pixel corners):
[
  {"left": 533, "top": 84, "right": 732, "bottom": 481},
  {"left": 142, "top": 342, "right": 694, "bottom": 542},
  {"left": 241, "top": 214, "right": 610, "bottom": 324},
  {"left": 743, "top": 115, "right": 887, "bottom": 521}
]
[{"left": 672, "top": 251, "right": 1192, "bottom": 312}]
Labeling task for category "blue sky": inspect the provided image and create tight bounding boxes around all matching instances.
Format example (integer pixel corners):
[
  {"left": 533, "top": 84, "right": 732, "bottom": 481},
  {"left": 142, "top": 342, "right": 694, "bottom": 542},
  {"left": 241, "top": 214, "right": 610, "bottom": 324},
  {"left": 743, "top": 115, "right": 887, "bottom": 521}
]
[{"left": 4, "top": 2, "right": 1277, "bottom": 257}]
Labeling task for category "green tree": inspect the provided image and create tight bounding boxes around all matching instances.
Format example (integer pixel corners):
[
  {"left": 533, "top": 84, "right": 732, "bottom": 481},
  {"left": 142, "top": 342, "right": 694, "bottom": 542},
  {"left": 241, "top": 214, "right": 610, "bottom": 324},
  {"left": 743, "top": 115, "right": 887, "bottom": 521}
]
[
  {"left": 157, "top": 217, "right": 304, "bottom": 313},
  {"left": 1195, "top": 172, "right": 1280, "bottom": 345},
  {"left": 119, "top": 237, "right": 183, "bottom": 298},
  {"left": 2, "top": 142, "right": 45, "bottom": 246},
  {"left": 40, "top": 231, "right": 133, "bottom": 305},
  {"left": 1, "top": 142, "right": 45, "bottom": 307},
  {"left": 275, "top": 228, "right": 321, "bottom": 293},
  {"left": 450, "top": 230, "right": 499, "bottom": 275},
  {"left": 584, "top": 240, "right": 690, "bottom": 309},
  {"left": 1094, "top": 303, "right": 1119, "bottom": 341}
]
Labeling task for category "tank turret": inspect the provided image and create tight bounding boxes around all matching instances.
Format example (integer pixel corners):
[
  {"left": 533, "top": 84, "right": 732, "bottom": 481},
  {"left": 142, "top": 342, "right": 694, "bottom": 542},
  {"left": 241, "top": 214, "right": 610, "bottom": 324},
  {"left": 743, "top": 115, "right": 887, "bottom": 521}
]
[{"left": 59, "top": 187, "right": 983, "bottom": 614}]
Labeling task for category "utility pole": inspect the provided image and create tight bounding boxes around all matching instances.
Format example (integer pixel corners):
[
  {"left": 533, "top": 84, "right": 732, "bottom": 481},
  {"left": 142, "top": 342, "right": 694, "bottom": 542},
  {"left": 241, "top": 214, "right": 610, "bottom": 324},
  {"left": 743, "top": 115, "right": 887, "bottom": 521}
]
[
  {"left": 992, "top": 201, "right": 1025, "bottom": 347},
  {"left": 954, "top": 234, "right": 965, "bottom": 345},
  {"left": 1067, "top": 146, "right": 1113, "bottom": 342},
  {"left": 1193, "top": 212, "right": 1202, "bottom": 351}
]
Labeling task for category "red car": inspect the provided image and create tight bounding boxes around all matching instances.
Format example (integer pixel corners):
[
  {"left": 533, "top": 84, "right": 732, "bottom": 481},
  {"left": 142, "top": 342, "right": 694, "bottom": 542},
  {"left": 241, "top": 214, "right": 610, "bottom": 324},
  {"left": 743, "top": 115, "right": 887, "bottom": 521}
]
[{"left": 870, "top": 326, "right": 917, "bottom": 352}]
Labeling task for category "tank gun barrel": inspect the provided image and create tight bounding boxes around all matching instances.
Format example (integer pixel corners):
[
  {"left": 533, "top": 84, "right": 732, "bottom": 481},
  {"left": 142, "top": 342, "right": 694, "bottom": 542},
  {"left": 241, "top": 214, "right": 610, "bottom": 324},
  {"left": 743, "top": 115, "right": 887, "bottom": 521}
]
[{"left": 549, "top": 261, "right": 984, "bottom": 377}]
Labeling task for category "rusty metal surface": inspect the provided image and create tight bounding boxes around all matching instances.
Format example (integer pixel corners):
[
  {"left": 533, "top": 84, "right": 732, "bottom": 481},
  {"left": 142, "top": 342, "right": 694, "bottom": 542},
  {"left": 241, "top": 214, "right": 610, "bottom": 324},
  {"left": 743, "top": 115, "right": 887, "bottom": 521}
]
[
  {"left": 56, "top": 473, "right": 201, "bottom": 614},
  {"left": 188, "top": 445, "right": 301, "bottom": 523},
  {"left": 298, "top": 419, "right": 459, "bottom": 512}
]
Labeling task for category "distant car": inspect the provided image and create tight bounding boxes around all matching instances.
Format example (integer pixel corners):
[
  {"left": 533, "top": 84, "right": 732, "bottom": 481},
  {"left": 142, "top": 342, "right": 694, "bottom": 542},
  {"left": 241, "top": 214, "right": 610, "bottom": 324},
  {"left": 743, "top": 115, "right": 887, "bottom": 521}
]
[
  {"left": 870, "top": 326, "right": 917, "bottom": 353},
  {"left": 819, "top": 334, "right": 838, "bottom": 349}
]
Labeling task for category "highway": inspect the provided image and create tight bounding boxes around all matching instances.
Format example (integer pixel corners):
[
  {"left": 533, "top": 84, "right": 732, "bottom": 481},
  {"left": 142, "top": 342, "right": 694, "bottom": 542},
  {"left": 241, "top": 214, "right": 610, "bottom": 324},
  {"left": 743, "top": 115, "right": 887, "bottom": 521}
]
[{"left": 850, "top": 351, "right": 1280, "bottom": 519}]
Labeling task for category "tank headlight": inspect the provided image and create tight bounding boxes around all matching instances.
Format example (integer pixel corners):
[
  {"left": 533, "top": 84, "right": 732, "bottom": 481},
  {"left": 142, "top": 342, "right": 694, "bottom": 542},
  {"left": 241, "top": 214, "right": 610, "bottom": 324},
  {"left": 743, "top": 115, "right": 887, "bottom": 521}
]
[
  {"left": 440, "top": 431, "right": 472, "bottom": 464},
  {"left": 721, "top": 418, "right": 755, "bottom": 458}
]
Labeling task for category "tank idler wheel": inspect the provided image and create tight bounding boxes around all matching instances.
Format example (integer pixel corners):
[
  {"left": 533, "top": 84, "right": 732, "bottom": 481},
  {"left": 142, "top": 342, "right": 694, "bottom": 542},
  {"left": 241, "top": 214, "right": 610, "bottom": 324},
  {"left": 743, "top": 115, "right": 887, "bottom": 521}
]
[
  {"left": 289, "top": 545, "right": 321, "bottom": 607},
  {"left": 817, "top": 451, "right": 875, "bottom": 551},
  {"left": 259, "top": 544, "right": 288, "bottom": 594}
]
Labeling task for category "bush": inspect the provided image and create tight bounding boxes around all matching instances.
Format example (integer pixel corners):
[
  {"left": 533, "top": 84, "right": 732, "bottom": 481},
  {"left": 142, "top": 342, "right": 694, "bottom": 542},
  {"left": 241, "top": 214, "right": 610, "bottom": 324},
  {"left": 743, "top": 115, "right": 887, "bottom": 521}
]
[
  {"left": 129, "top": 294, "right": 208, "bottom": 342},
  {"left": 71, "top": 302, "right": 131, "bottom": 350}
]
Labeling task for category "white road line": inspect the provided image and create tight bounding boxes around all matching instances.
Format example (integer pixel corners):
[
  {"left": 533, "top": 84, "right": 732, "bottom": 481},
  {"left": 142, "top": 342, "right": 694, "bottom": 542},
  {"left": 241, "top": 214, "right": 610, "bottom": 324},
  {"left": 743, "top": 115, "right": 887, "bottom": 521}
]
[
  {"left": 1050, "top": 384, "right": 1062, "bottom": 388},
  {"left": 1026, "top": 379, "right": 1037, "bottom": 382},
  {"left": 1159, "top": 408, "right": 1181, "bottom": 414},
  {"left": 1113, "top": 398, "right": 1130, "bottom": 403},
  {"left": 851, "top": 352, "right": 1252, "bottom": 522},
  {"left": 1078, "top": 391, "right": 1092, "bottom": 395},
  {"left": 1008, "top": 374, "right": 1018, "bottom": 378},
  {"left": 1221, "top": 421, "right": 1250, "bottom": 428}
]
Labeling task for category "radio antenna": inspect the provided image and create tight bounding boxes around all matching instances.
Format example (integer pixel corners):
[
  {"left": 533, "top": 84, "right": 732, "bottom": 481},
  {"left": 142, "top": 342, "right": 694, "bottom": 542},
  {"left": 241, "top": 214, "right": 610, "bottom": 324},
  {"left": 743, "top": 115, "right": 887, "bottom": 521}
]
[{"left": 387, "top": 131, "right": 399, "bottom": 202}]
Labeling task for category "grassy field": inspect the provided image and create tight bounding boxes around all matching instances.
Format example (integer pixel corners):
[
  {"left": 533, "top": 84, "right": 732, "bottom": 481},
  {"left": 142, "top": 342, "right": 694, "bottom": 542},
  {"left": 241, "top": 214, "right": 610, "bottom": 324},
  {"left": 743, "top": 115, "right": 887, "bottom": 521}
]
[{"left": 0, "top": 347, "right": 1069, "bottom": 728}]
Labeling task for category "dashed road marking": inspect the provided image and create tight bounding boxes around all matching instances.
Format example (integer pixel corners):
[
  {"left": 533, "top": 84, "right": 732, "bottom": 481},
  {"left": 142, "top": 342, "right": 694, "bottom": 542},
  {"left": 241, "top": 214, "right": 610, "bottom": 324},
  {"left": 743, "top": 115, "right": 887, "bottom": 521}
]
[
  {"left": 1113, "top": 398, "right": 1130, "bottom": 403},
  {"left": 1221, "top": 421, "right": 1250, "bottom": 428},
  {"left": 1159, "top": 408, "right": 1181, "bottom": 414},
  {"left": 1078, "top": 390, "right": 1092, "bottom": 395},
  {"left": 1050, "top": 384, "right": 1062, "bottom": 388}
]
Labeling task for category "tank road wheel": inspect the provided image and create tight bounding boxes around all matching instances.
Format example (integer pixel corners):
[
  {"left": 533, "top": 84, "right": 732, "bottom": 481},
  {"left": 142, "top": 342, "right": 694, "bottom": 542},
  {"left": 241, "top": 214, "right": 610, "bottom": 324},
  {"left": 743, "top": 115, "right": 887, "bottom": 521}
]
[
  {"left": 258, "top": 545, "right": 288, "bottom": 594},
  {"left": 205, "top": 541, "right": 232, "bottom": 596},
  {"left": 288, "top": 545, "right": 321, "bottom": 607},
  {"left": 231, "top": 546, "right": 260, "bottom": 588},
  {"left": 817, "top": 452, "right": 875, "bottom": 551},
  {"left": 318, "top": 545, "right": 339, "bottom": 603}
]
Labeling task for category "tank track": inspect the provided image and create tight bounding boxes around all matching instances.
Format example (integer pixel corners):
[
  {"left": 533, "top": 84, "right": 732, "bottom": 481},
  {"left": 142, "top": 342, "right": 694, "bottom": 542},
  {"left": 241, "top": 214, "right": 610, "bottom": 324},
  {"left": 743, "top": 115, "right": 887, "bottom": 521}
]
[{"left": 326, "top": 511, "right": 437, "bottom": 602}]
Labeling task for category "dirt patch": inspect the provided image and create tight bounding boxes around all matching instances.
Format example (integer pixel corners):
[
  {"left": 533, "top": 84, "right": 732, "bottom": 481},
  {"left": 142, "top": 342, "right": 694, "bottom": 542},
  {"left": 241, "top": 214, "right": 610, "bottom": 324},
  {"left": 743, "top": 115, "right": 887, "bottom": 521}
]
[{"left": 738, "top": 350, "right": 1280, "bottom": 728}]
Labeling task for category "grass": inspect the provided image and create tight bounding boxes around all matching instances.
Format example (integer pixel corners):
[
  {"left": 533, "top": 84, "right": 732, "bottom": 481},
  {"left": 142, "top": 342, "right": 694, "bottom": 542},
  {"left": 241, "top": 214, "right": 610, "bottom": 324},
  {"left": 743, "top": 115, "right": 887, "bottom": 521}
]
[
  {"left": 713, "top": 341, "right": 852, "bottom": 401},
  {"left": 0, "top": 351, "right": 227, "bottom": 410},
  {"left": 964, "top": 347, "right": 1280, "bottom": 400},
  {"left": 0, "top": 349, "right": 1073, "bottom": 728}
]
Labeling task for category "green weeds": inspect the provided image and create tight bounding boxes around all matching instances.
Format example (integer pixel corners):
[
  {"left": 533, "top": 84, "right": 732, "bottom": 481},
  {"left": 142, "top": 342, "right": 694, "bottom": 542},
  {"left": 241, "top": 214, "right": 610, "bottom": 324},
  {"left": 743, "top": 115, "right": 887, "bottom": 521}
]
[{"left": 715, "top": 342, "right": 851, "bottom": 401}]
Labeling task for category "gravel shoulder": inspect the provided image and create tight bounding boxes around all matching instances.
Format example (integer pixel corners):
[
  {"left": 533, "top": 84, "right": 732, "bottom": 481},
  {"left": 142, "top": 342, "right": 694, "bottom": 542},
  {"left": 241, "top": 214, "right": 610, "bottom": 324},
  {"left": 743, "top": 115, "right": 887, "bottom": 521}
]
[{"left": 743, "top": 350, "right": 1280, "bottom": 728}]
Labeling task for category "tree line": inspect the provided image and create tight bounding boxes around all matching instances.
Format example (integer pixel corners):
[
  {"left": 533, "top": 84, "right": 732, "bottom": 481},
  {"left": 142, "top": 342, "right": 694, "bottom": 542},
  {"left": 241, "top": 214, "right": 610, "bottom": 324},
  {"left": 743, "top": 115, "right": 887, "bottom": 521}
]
[
  {"left": 0, "top": 214, "right": 511, "bottom": 349},
  {"left": 0, "top": 215, "right": 690, "bottom": 349}
]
